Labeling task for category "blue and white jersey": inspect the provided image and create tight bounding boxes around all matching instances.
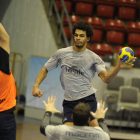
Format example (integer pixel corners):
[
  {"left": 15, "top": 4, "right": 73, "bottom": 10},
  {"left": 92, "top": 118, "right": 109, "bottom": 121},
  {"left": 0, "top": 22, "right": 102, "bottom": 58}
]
[
  {"left": 44, "top": 46, "right": 106, "bottom": 101},
  {"left": 45, "top": 125, "right": 110, "bottom": 140}
]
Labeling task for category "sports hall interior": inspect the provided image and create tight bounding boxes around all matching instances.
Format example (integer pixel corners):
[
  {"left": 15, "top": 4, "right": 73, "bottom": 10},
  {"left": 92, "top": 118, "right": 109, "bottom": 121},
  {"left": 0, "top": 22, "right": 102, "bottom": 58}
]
[{"left": 1, "top": 0, "right": 140, "bottom": 140}]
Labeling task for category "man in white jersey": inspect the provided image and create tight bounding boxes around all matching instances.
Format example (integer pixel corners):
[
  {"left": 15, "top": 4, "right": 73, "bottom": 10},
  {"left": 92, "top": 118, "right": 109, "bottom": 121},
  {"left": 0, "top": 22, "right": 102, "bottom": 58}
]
[
  {"left": 32, "top": 21, "right": 136, "bottom": 127},
  {"left": 40, "top": 95, "right": 110, "bottom": 140}
]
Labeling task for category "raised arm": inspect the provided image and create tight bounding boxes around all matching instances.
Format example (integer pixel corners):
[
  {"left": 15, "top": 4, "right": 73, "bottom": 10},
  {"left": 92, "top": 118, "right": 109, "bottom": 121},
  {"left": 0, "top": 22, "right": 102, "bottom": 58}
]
[
  {"left": 32, "top": 66, "right": 48, "bottom": 97},
  {"left": 99, "top": 58, "right": 136, "bottom": 84},
  {"left": 91, "top": 100, "right": 110, "bottom": 138},
  {"left": 98, "top": 66, "right": 121, "bottom": 84},
  {"left": 0, "top": 23, "right": 10, "bottom": 54},
  {"left": 40, "top": 95, "right": 61, "bottom": 136}
]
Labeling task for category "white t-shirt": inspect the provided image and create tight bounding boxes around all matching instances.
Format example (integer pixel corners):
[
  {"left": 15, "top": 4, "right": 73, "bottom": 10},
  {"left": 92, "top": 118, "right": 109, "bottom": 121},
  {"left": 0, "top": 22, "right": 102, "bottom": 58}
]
[
  {"left": 44, "top": 46, "right": 106, "bottom": 101},
  {"left": 45, "top": 124, "right": 110, "bottom": 140}
]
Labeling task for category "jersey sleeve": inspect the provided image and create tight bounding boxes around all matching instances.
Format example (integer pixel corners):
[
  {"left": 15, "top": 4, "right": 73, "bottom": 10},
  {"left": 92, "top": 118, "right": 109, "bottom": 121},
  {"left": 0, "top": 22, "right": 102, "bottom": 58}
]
[
  {"left": 45, "top": 125, "right": 58, "bottom": 140},
  {"left": 103, "top": 132, "right": 110, "bottom": 140},
  {"left": 0, "top": 47, "right": 10, "bottom": 74},
  {"left": 94, "top": 56, "right": 106, "bottom": 75},
  {"left": 44, "top": 50, "right": 60, "bottom": 71}
]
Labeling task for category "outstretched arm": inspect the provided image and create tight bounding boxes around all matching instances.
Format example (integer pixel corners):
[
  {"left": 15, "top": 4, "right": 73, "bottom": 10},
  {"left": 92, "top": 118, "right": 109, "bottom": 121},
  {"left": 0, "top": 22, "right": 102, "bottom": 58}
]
[
  {"left": 40, "top": 111, "right": 52, "bottom": 136},
  {"left": 0, "top": 23, "right": 10, "bottom": 54},
  {"left": 99, "top": 58, "right": 136, "bottom": 84},
  {"left": 91, "top": 100, "right": 110, "bottom": 138},
  {"left": 40, "top": 95, "right": 61, "bottom": 136}
]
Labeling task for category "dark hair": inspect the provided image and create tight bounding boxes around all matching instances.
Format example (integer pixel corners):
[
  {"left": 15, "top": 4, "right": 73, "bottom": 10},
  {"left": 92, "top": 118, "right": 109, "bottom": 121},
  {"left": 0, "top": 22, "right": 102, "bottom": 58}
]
[
  {"left": 72, "top": 21, "right": 94, "bottom": 40},
  {"left": 73, "top": 103, "right": 90, "bottom": 126}
]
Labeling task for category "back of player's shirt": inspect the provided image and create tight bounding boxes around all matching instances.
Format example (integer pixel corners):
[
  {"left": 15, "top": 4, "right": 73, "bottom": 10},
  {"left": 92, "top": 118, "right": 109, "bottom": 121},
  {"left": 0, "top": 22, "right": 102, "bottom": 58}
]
[
  {"left": 44, "top": 46, "right": 106, "bottom": 101},
  {"left": 0, "top": 47, "right": 16, "bottom": 113},
  {"left": 45, "top": 125, "right": 110, "bottom": 140}
]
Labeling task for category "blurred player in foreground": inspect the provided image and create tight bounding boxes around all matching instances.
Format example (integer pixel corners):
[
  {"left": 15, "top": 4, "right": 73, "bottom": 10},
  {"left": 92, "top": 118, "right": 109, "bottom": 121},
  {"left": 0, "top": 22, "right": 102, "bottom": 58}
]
[{"left": 40, "top": 95, "right": 110, "bottom": 140}]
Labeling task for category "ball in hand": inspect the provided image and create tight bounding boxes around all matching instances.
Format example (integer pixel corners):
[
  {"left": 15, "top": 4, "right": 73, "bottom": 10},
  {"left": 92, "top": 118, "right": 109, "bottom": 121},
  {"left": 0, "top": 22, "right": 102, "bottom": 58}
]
[{"left": 118, "top": 47, "right": 134, "bottom": 63}]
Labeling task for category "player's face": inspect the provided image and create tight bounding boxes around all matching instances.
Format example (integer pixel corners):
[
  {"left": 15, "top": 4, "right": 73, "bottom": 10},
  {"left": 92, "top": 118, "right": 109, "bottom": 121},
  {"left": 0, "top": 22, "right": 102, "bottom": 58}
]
[{"left": 74, "top": 29, "right": 90, "bottom": 49}]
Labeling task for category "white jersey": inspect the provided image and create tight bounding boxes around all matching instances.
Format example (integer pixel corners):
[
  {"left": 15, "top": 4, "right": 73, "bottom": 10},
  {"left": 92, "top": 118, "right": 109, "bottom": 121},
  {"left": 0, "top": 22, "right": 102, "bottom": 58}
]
[
  {"left": 44, "top": 46, "right": 106, "bottom": 101},
  {"left": 45, "top": 124, "right": 110, "bottom": 140}
]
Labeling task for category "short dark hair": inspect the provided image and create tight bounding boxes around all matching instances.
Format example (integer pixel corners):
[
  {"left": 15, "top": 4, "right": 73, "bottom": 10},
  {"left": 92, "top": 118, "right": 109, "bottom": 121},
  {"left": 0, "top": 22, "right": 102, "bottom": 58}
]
[
  {"left": 73, "top": 103, "right": 90, "bottom": 126},
  {"left": 72, "top": 21, "right": 94, "bottom": 40}
]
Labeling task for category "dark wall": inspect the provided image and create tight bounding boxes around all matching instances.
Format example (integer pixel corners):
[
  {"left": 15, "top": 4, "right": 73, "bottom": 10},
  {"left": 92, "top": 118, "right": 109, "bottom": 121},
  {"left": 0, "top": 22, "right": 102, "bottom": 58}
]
[{"left": 0, "top": 0, "right": 12, "bottom": 22}]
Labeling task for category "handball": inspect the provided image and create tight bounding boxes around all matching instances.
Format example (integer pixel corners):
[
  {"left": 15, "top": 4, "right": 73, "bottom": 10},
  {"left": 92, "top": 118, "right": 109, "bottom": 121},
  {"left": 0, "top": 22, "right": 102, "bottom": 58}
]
[{"left": 118, "top": 47, "right": 134, "bottom": 63}]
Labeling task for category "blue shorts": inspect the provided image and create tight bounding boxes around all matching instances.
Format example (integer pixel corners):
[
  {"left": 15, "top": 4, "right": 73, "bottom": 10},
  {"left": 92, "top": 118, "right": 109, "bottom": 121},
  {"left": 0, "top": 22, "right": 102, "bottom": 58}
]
[
  {"left": 0, "top": 112, "right": 16, "bottom": 140},
  {"left": 62, "top": 94, "right": 97, "bottom": 124}
]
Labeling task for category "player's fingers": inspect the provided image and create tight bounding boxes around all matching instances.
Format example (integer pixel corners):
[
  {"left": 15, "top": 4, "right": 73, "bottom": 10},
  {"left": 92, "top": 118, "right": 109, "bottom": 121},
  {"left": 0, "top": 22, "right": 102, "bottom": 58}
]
[
  {"left": 40, "top": 91, "right": 43, "bottom": 95},
  {"left": 128, "top": 60, "right": 135, "bottom": 64},
  {"left": 34, "top": 94, "right": 38, "bottom": 97},
  {"left": 39, "top": 94, "right": 42, "bottom": 97},
  {"left": 128, "top": 57, "right": 137, "bottom": 63},
  {"left": 56, "top": 110, "right": 61, "bottom": 113},
  {"left": 128, "top": 63, "right": 134, "bottom": 66},
  {"left": 40, "top": 92, "right": 43, "bottom": 97},
  {"left": 133, "top": 57, "right": 137, "bottom": 60},
  {"left": 51, "top": 95, "right": 53, "bottom": 103},
  {"left": 48, "top": 96, "right": 50, "bottom": 103},
  {"left": 97, "top": 101, "right": 100, "bottom": 109},
  {"left": 43, "top": 100, "right": 47, "bottom": 106},
  {"left": 38, "top": 92, "right": 42, "bottom": 98},
  {"left": 131, "top": 57, "right": 136, "bottom": 61},
  {"left": 53, "top": 96, "right": 56, "bottom": 104},
  {"left": 130, "top": 57, "right": 137, "bottom": 61},
  {"left": 90, "top": 111, "right": 95, "bottom": 117},
  {"left": 130, "top": 60, "right": 135, "bottom": 64},
  {"left": 104, "top": 107, "right": 108, "bottom": 113},
  {"left": 131, "top": 64, "right": 134, "bottom": 66},
  {"left": 102, "top": 101, "right": 105, "bottom": 109},
  {"left": 100, "top": 100, "right": 103, "bottom": 109}
]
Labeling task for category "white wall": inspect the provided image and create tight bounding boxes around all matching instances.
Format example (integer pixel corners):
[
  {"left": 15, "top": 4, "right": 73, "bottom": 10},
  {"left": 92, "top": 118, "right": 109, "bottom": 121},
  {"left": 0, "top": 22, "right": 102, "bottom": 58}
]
[{"left": 1, "top": 0, "right": 58, "bottom": 95}]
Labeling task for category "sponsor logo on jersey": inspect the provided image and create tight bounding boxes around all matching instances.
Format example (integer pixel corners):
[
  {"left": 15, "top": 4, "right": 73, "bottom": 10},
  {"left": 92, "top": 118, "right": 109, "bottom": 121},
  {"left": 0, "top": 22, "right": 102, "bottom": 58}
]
[
  {"left": 66, "top": 66, "right": 84, "bottom": 76},
  {"left": 0, "top": 99, "right": 5, "bottom": 104},
  {"left": 66, "top": 131, "right": 101, "bottom": 138}
]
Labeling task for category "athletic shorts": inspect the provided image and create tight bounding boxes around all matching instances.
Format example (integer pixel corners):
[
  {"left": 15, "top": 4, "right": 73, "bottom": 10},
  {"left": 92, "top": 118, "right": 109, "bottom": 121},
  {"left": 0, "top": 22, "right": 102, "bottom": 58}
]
[
  {"left": 62, "top": 94, "right": 97, "bottom": 124},
  {"left": 0, "top": 112, "right": 16, "bottom": 140}
]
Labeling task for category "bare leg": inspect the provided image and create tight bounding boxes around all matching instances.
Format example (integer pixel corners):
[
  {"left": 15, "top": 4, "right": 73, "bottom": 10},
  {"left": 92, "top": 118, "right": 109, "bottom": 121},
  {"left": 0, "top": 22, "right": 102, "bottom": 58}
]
[{"left": 89, "top": 119, "right": 99, "bottom": 127}]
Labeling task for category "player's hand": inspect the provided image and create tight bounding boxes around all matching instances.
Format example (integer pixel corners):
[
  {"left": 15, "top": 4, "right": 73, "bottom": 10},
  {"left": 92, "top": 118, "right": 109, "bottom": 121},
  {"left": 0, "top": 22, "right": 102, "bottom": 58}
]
[
  {"left": 32, "top": 86, "right": 43, "bottom": 98},
  {"left": 118, "top": 57, "right": 137, "bottom": 68},
  {"left": 43, "top": 95, "right": 61, "bottom": 113},
  {"left": 90, "top": 100, "right": 108, "bottom": 120}
]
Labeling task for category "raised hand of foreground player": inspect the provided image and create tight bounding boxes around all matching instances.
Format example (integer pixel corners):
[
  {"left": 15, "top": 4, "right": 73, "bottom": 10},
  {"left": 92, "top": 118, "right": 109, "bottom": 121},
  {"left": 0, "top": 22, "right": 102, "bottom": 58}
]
[
  {"left": 90, "top": 100, "right": 108, "bottom": 120},
  {"left": 43, "top": 95, "right": 61, "bottom": 113}
]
